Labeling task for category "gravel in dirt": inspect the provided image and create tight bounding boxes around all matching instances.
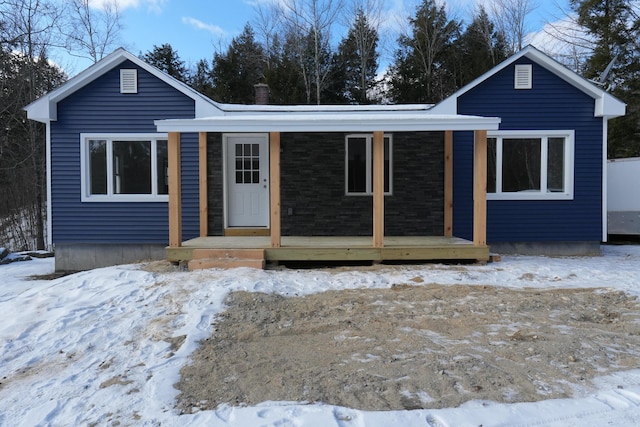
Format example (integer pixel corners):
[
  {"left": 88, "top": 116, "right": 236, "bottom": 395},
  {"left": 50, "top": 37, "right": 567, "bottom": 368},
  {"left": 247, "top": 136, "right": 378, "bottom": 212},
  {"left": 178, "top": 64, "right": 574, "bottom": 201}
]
[{"left": 176, "top": 283, "right": 640, "bottom": 413}]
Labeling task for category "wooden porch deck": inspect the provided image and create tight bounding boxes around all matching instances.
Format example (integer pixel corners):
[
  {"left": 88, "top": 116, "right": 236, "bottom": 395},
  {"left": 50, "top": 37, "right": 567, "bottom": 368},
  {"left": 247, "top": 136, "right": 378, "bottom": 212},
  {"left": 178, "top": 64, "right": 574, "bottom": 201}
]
[{"left": 166, "top": 236, "right": 490, "bottom": 266}]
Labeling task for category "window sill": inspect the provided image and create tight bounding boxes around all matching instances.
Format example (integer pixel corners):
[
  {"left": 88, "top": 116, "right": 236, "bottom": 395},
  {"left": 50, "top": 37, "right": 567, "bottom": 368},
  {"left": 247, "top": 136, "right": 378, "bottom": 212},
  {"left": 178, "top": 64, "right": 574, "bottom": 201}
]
[
  {"left": 81, "top": 195, "right": 169, "bottom": 203},
  {"left": 488, "top": 192, "right": 573, "bottom": 201}
]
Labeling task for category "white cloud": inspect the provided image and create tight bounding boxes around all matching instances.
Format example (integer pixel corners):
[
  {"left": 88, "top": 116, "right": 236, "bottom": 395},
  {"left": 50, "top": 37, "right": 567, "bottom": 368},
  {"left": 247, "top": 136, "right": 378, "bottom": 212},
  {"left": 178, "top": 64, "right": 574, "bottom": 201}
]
[
  {"left": 88, "top": 0, "right": 167, "bottom": 13},
  {"left": 526, "top": 15, "right": 593, "bottom": 72},
  {"left": 182, "top": 17, "right": 227, "bottom": 37}
]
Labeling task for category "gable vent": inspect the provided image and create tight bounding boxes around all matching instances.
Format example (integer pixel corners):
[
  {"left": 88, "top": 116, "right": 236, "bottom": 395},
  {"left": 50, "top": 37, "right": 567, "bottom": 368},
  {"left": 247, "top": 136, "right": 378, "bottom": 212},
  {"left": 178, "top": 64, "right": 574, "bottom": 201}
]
[
  {"left": 120, "top": 69, "right": 138, "bottom": 94},
  {"left": 514, "top": 64, "right": 532, "bottom": 89}
]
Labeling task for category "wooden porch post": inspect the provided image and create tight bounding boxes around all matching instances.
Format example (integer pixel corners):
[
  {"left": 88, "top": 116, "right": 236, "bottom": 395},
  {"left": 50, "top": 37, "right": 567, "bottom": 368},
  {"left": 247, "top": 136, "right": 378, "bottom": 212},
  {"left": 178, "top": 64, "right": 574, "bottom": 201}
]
[
  {"left": 373, "top": 131, "right": 385, "bottom": 248},
  {"left": 473, "top": 130, "right": 487, "bottom": 246},
  {"left": 168, "top": 132, "right": 182, "bottom": 247},
  {"left": 199, "top": 132, "right": 208, "bottom": 237},
  {"left": 444, "top": 130, "right": 453, "bottom": 237},
  {"left": 270, "top": 132, "right": 281, "bottom": 248}
]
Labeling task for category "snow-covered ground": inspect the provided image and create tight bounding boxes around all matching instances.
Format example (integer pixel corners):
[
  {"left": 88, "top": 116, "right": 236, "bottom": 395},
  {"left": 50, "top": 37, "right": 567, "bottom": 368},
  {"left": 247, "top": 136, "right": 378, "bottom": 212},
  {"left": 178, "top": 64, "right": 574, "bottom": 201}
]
[{"left": 2, "top": 245, "right": 640, "bottom": 427}]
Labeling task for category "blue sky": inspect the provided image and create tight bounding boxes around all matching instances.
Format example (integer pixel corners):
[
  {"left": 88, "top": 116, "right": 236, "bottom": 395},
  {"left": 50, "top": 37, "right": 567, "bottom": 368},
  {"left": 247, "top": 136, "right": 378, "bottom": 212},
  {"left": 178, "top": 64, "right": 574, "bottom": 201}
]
[{"left": 66, "top": 0, "right": 572, "bottom": 75}]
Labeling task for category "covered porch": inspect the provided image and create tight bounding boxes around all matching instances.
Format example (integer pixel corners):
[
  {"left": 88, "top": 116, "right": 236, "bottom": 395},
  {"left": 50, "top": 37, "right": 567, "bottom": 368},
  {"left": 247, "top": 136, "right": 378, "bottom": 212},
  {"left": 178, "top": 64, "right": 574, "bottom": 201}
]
[{"left": 155, "top": 106, "right": 500, "bottom": 269}]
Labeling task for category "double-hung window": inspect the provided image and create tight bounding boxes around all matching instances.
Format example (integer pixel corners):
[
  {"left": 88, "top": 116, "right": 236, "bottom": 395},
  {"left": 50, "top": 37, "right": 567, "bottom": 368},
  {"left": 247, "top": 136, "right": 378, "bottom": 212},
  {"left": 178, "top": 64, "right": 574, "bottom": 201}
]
[
  {"left": 487, "top": 130, "right": 574, "bottom": 200},
  {"left": 81, "top": 134, "right": 169, "bottom": 202},
  {"left": 345, "top": 134, "right": 392, "bottom": 195}
]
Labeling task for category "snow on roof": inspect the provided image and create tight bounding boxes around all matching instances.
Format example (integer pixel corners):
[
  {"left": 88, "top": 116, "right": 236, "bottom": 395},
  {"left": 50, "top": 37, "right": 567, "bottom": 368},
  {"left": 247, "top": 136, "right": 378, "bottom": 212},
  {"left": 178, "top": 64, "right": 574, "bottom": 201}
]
[
  {"left": 155, "top": 112, "right": 501, "bottom": 133},
  {"left": 216, "top": 103, "right": 435, "bottom": 113}
]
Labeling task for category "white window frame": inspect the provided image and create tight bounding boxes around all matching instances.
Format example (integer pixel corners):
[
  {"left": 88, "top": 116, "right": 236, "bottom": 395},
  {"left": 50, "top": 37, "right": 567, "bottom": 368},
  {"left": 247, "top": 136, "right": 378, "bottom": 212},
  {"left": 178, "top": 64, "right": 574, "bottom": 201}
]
[
  {"left": 345, "top": 134, "right": 393, "bottom": 196},
  {"left": 80, "top": 133, "right": 169, "bottom": 202},
  {"left": 487, "top": 130, "right": 575, "bottom": 201}
]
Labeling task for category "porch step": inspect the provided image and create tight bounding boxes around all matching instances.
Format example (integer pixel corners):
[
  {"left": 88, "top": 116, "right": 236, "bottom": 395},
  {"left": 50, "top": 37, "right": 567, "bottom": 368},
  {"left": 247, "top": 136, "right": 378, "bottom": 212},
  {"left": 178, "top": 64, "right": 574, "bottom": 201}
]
[{"left": 188, "top": 248, "right": 266, "bottom": 271}]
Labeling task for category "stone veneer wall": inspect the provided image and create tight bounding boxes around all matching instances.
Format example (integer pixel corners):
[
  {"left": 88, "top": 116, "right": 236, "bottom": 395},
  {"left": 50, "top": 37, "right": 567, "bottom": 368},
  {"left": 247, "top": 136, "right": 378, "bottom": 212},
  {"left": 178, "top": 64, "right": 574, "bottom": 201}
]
[
  {"left": 205, "top": 131, "right": 445, "bottom": 236},
  {"left": 280, "top": 131, "right": 444, "bottom": 236},
  {"left": 206, "top": 133, "right": 224, "bottom": 235}
]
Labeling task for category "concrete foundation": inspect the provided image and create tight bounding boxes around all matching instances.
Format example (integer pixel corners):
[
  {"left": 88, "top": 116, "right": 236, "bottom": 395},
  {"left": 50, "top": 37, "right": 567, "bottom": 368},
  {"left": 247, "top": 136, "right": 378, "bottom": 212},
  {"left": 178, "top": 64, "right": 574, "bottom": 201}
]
[
  {"left": 55, "top": 243, "right": 166, "bottom": 271},
  {"left": 489, "top": 241, "right": 601, "bottom": 256}
]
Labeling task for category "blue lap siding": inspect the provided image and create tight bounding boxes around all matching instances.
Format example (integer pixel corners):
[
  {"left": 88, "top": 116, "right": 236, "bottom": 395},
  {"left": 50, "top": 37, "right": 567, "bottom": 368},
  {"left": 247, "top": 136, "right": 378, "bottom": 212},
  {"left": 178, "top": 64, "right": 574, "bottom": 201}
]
[
  {"left": 454, "top": 59, "right": 604, "bottom": 242},
  {"left": 50, "top": 60, "right": 199, "bottom": 244}
]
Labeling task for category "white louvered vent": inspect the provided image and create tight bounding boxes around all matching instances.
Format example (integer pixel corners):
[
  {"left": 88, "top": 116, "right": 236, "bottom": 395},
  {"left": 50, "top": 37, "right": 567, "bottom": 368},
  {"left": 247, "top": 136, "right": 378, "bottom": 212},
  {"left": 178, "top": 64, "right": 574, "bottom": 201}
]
[
  {"left": 514, "top": 64, "right": 532, "bottom": 89},
  {"left": 120, "top": 69, "right": 138, "bottom": 93}
]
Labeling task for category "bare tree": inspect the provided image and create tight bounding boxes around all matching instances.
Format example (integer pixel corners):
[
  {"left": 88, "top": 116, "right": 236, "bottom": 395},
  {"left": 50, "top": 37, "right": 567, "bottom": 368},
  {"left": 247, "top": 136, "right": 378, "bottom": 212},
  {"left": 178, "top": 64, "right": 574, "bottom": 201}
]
[
  {"left": 1, "top": 0, "right": 61, "bottom": 50},
  {"left": 0, "top": 0, "right": 65, "bottom": 250},
  {"left": 490, "top": 0, "right": 537, "bottom": 53},
  {"left": 540, "top": 15, "right": 593, "bottom": 72},
  {"left": 280, "top": 0, "right": 345, "bottom": 104},
  {"left": 252, "top": 0, "right": 284, "bottom": 71},
  {"left": 63, "top": 0, "right": 123, "bottom": 63}
]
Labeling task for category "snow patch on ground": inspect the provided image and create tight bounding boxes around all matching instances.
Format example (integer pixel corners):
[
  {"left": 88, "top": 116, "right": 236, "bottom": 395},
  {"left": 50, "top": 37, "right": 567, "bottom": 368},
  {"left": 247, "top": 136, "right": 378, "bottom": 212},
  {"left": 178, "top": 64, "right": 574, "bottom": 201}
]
[{"left": 0, "top": 245, "right": 640, "bottom": 426}]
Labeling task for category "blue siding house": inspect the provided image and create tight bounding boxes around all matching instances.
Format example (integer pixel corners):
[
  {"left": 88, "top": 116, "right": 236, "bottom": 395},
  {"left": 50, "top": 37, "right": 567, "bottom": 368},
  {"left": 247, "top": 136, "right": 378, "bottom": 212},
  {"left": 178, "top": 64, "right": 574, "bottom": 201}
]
[
  {"left": 26, "top": 46, "right": 624, "bottom": 270},
  {"left": 26, "top": 50, "right": 223, "bottom": 270},
  {"left": 432, "top": 46, "right": 625, "bottom": 255}
]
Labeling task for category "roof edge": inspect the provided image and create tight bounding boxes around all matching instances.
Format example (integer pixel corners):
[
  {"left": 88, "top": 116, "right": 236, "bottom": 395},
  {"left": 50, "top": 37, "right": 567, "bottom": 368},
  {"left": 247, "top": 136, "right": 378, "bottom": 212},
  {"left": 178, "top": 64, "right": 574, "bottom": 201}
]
[
  {"left": 25, "top": 47, "right": 223, "bottom": 122},
  {"left": 430, "top": 45, "right": 626, "bottom": 118},
  {"left": 155, "top": 113, "right": 501, "bottom": 133}
]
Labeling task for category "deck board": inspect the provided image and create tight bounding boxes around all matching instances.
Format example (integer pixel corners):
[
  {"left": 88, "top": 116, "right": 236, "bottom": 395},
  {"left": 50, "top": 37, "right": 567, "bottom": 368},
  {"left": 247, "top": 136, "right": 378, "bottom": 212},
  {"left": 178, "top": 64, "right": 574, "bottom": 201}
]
[{"left": 167, "top": 236, "right": 490, "bottom": 263}]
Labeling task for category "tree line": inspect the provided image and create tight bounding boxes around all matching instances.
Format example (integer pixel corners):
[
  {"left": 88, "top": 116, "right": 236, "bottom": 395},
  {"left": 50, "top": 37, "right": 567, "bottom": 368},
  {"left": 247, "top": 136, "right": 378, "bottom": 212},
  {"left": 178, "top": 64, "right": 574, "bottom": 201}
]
[
  {"left": 147, "top": 0, "right": 512, "bottom": 105},
  {"left": 1, "top": 0, "right": 640, "bottom": 251}
]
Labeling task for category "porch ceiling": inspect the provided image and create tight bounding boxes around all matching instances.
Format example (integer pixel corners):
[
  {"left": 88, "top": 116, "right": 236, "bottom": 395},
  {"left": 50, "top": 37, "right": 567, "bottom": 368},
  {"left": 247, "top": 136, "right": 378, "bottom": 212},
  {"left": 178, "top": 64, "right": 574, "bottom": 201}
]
[{"left": 155, "top": 112, "right": 501, "bottom": 133}]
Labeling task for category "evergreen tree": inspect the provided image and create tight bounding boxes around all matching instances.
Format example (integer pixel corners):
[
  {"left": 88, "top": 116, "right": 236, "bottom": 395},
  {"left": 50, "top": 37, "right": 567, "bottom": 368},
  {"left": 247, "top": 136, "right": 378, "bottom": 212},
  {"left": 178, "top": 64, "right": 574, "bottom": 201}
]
[
  {"left": 387, "top": 0, "right": 460, "bottom": 103},
  {"left": 570, "top": 0, "right": 640, "bottom": 158},
  {"left": 332, "top": 7, "right": 379, "bottom": 104},
  {"left": 454, "top": 7, "right": 509, "bottom": 88},
  {"left": 211, "top": 23, "right": 265, "bottom": 104},
  {"left": 0, "top": 47, "right": 65, "bottom": 249},
  {"left": 264, "top": 32, "right": 308, "bottom": 104},
  {"left": 189, "top": 58, "right": 215, "bottom": 99},
  {"left": 142, "top": 44, "right": 188, "bottom": 82}
]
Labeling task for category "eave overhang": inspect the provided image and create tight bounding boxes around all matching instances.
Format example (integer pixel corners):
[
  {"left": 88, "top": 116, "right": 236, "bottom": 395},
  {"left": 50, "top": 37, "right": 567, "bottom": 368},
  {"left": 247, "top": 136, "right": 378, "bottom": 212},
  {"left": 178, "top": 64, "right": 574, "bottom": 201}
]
[{"left": 155, "top": 113, "right": 501, "bottom": 133}]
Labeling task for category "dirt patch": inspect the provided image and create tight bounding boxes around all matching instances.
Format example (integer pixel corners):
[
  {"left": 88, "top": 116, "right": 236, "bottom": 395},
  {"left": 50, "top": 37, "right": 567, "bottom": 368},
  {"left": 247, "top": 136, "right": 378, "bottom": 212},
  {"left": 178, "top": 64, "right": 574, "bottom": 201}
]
[
  {"left": 141, "top": 260, "right": 187, "bottom": 273},
  {"left": 176, "top": 284, "right": 640, "bottom": 412},
  {"left": 29, "top": 271, "right": 79, "bottom": 280}
]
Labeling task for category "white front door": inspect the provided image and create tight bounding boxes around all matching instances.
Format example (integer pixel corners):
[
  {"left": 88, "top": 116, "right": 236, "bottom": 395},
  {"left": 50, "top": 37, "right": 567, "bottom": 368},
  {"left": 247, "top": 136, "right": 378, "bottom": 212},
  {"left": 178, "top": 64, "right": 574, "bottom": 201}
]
[{"left": 225, "top": 134, "right": 270, "bottom": 227}]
